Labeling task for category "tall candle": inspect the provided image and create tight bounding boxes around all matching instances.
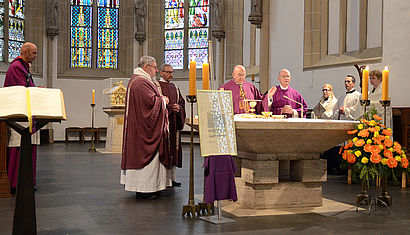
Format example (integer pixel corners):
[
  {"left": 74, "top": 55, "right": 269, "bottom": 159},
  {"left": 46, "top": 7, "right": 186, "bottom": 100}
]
[
  {"left": 362, "top": 66, "right": 369, "bottom": 100},
  {"left": 202, "top": 62, "right": 209, "bottom": 90},
  {"left": 382, "top": 66, "right": 389, "bottom": 101},
  {"left": 92, "top": 89, "right": 95, "bottom": 104},
  {"left": 189, "top": 60, "right": 196, "bottom": 95}
]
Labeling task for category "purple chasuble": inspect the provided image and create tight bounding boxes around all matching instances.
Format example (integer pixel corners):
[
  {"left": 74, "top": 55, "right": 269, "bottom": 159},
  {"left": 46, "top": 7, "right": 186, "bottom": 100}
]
[
  {"left": 158, "top": 81, "right": 186, "bottom": 168},
  {"left": 219, "top": 80, "right": 263, "bottom": 114},
  {"left": 121, "top": 74, "right": 170, "bottom": 170},
  {"left": 262, "top": 86, "right": 308, "bottom": 118},
  {"left": 3, "top": 56, "right": 37, "bottom": 188},
  {"left": 203, "top": 155, "right": 237, "bottom": 204}
]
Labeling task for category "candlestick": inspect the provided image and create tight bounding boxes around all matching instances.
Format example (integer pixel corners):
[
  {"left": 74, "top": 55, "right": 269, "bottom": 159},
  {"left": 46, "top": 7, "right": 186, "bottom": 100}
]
[
  {"left": 360, "top": 99, "right": 370, "bottom": 116},
  {"left": 362, "top": 66, "right": 369, "bottom": 100},
  {"left": 92, "top": 89, "right": 95, "bottom": 105},
  {"left": 189, "top": 61, "right": 196, "bottom": 95},
  {"left": 382, "top": 66, "right": 389, "bottom": 101},
  {"left": 202, "top": 62, "right": 209, "bottom": 90}
]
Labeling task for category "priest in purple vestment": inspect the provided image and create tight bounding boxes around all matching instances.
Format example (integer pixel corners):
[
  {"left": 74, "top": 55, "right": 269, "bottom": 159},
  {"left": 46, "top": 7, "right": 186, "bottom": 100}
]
[
  {"left": 120, "top": 56, "right": 171, "bottom": 198},
  {"left": 263, "top": 69, "right": 308, "bottom": 118},
  {"left": 159, "top": 63, "right": 186, "bottom": 187},
  {"left": 3, "top": 42, "right": 38, "bottom": 194},
  {"left": 219, "top": 65, "right": 263, "bottom": 114}
]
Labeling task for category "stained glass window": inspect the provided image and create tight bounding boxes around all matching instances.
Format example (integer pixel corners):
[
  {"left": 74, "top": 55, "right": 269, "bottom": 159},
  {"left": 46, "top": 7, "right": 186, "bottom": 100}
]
[
  {"left": 164, "top": 0, "right": 208, "bottom": 70},
  {"left": 164, "top": 0, "right": 184, "bottom": 69},
  {"left": 97, "top": 1, "right": 119, "bottom": 69},
  {"left": 0, "top": 0, "right": 4, "bottom": 62},
  {"left": 188, "top": 0, "right": 208, "bottom": 68},
  {"left": 8, "top": 0, "right": 25, "bottom": 62},
  {"left": 70, "top": 0, "right": 120, "bottom": 69}
]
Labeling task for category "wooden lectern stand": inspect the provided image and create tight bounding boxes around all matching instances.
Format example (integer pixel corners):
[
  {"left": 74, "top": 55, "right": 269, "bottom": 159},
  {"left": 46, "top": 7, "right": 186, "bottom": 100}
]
[
  {"left": 2, "top": 118, "right": 61, "bottom": 235},
  {"left": 0, "top": 121, "right": 10, "bottom": 197}
]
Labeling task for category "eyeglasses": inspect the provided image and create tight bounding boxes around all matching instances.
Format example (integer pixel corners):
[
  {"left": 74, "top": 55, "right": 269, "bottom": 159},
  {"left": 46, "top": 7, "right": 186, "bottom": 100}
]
[
  {"left": 163, "top": 71, "right": 174, "bottom": 74},
  {"left": 147, "top": 64, "right": 158, "bottom": 70},
  {"left": 322, "top": 89, "right": 331, "bottom": 92},
  {"left": 344, "top": 80, "right": 352, "bottom": 83}
]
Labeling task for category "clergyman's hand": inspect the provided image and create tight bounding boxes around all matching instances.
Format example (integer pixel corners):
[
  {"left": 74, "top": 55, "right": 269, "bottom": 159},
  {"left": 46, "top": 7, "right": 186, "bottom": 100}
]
[
  {"left": 268, "top": 86, "right": 277, "bottom": 99},
  {"left": 281, "top": 105, "right": 293, "bottom": 114},
  {"left": 171, "top": 103, "right": 180, "bottom": 113},
  {"left": 338, "top": 106, "right": 345, "bottom": 114}
]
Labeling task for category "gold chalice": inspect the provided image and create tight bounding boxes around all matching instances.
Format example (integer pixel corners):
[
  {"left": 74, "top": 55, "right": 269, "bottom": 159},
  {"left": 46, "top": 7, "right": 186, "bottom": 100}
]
[{"left": 249, "top": 101, "right": 257, "bottom": 114}]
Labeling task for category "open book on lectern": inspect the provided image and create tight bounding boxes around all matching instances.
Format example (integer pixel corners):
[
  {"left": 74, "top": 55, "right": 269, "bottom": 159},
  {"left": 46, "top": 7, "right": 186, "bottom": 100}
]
[{"left": 0, "top": 86, "right": 67, "bottom": 120}]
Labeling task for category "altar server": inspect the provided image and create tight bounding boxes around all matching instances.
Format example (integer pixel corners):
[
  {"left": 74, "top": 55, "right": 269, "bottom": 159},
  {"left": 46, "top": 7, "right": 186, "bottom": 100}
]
[
  {"left": 333, "top": 75, "right": 363, "bottom": 120},
  {"left": 368, "top": 70, "right": 392, "bottom": 128},
  {"left": 263, "top": 69, "right": 308, "bottom": 118},
  {"left": 312, "top": 84, "right": 338, "bottom": 119}
]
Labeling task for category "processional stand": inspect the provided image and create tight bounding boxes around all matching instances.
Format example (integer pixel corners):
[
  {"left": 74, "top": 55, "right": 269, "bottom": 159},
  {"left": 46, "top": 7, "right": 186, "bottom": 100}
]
[
  {"left": 355, "top": 99, "right": 391, "bottom": 215},
  {"left": 182, "top": 95, "right": 199, "bottom": 217},
  {"left": 89, "top": 103, "right": 96, "bottom": 152},
  {"left": 2, "top": 118, "right": 62, "bottom": 235}
]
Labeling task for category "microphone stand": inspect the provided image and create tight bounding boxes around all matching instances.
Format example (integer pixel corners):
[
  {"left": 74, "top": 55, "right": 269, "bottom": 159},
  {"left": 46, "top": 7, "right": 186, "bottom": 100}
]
[{"left": 283, "top": 95, "right": 303, "bottom": 118}]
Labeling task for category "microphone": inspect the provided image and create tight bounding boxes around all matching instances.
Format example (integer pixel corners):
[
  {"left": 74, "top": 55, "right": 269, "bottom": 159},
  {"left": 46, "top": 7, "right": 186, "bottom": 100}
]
[{"left": 283, "top": 95, "right": 304, "bottom": 118}]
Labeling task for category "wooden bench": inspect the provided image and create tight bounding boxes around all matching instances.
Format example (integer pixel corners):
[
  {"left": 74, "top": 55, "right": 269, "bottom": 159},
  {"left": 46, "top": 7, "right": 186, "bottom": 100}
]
[
  {"left": 65, "top": 127, "right": 83, "bottom": 144},
  {"left": 97, "top": 127, "right": 107, "bottom": 142},
  {"left": 82, "top": 127, "right": 98, "bottom": 144}
]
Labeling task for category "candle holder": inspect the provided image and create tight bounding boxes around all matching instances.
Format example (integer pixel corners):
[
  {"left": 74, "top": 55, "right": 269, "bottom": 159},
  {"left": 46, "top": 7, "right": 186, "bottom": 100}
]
[
  {"left": 380, "top": 100, "right": 391, "bottom": 126},
  {"left": 89, "top": 103, "right": 96, "bottom": 153},
  {"left": 378, "top": 99, "right": 392, "bottom": 207},
  {"left": 182, "top": 95, "right": 200, "bottom": 217},
  {"left": 360, "top": 99, "right": 370, "bottom": 116}
]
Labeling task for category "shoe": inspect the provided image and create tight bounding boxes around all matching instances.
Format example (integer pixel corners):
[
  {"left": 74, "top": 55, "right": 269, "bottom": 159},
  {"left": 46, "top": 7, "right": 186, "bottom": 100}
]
[
  {"left": 172, "top": 181, "right": 181, "bottom": 187},
  {"left": 136, "top": 191, "right": 161, "bottom": 199},
  {"left": 10, "top": 187, "right": 16, "bottom": 195}
]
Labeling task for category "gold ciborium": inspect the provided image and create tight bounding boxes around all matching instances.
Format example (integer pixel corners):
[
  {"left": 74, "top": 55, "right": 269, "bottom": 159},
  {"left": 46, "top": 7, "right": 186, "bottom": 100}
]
[{"left": 261, "top": 111, "right": 272, "bottom": 118}]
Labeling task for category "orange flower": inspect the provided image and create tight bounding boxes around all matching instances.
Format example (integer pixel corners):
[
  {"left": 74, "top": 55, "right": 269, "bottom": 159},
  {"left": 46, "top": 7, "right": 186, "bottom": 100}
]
[
  {"left": 368, "top": 127, "right": 377, "bottom": 132},
  {"left": 342, "top": 151, "right": 347, "bottom": 160},
  {"left": 339, "top": 145, "right": 344, "bottom": 154},
  {"left": 354, "top": 139, "right": 365, "bottom": 147},
  {"left": 380, "top": 124, "right": 386, "bottom": 128},
  {"left": 371, "top": 145, "right": 381, "bottom": 154},
  {"left": 382, "top": 129, "right": 392, "bottom": 136},
  {"left": 345, "top": 141, "right": 354, "bottom": 149},
  {"left": 360, "top": 119, "right": 370, "bottom": 125},
  {"left": 347, "top": 153, "right": 356, "bottom": 164},
  {"left": 372, "top": 136, "right": 385, "bottom": 145},
  {"left": 384, "top": 149, "right": 393, "bottom": 158},
  {"left": 347, "top": 129, "right": 358, "bottom": 135},
  {"left": 358, "top": 130, "right": 369, "bottom": 138},
  {"left": 401, "top": 158, "right": 409, "bottom": 168},
  {"left": 384, "top": 138, "right": 393, "bottom": 148},
  {"left": 387, "top": 157, "right": 398, "bottom": 168},
  {"left": 373, "top": 114, "right": 383, "bottom": 121},
  {"left": 364, "top": 144, "right": 373, "bottom": 152},
  {"left": 393, "top": 142, "right": 402, "bottom": 153},
  {"left": 370, "top": 153, "right": 381, "bottom": 164}
]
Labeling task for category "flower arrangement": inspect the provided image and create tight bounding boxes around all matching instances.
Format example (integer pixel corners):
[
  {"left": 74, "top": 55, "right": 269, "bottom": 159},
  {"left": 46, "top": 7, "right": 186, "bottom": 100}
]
[{"left": 340, "top": 112, "right": 409, "bottom": 186}]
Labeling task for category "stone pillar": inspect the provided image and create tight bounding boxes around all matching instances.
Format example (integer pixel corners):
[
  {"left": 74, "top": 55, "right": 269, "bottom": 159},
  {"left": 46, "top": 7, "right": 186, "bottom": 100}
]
[{"left": 259, "top": 0, "right": 270, "bottom": 93}]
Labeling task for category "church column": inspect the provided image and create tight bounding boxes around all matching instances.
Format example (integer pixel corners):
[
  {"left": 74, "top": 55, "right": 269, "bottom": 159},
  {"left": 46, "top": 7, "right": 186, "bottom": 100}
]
[
  {"left": 224, "top": 0, "right": 244, "bottom": 82},
  {"left": 259, "top": 0, "right": 270, "bottom": 93}
]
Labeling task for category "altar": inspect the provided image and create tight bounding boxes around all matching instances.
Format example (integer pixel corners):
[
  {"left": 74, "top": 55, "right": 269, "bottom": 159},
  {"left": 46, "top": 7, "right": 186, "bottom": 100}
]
[
  {"left": 187, "top": 116, "right": 357, "bottom": 209},
  {"left": 233, "top": 117, "right": 357, "bottom": 209}
]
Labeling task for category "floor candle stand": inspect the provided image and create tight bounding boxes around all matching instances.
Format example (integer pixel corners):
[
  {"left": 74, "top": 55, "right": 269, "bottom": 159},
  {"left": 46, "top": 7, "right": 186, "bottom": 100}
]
[
  {"left": 378, "top": 100, "right": 392, "bottom": 206},
  {"left": 198, "top": 201, "right": 235, "bottom": 224},
  {"left": 182, "top": 95, "right": 199, "bottom": 217},
  {"left": 89, "top": 103, "right": 96, "bottom": 152}
]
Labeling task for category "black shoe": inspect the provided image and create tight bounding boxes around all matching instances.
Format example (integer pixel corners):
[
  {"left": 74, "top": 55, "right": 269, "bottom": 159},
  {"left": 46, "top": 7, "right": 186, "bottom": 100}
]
[
  {"left": 136, "top": 191, "right": 161, "bottom": 199},
  {"left": 172, "top": 181, "right": 181, "bottom": 187},
  {"left": 10, "top": 187, "right": 16, "bottom": 195}
]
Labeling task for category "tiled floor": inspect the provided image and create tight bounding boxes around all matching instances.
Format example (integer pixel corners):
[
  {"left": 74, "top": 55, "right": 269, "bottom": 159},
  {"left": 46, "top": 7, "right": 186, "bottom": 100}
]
[{"left": 1, "top": 142, "right": 410, "bottom": 234}]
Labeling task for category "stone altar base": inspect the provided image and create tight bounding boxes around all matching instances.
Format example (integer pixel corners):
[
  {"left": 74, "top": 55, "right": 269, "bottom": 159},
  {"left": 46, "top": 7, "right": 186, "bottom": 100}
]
[{"left": 236, "top": 156, "right": 327, "bottom": 209}]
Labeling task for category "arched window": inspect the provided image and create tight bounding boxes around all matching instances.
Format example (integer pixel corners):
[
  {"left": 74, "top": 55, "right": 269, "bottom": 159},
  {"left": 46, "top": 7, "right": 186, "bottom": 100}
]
[
  {"left": 164, "top": 0, "right": 209, "bottom": 69},
  {"left": 70, "top": 0, "right": 119, "bottom": 69},
  {"left": 0, "top": 0, "right": 25, "bottom": 63}
]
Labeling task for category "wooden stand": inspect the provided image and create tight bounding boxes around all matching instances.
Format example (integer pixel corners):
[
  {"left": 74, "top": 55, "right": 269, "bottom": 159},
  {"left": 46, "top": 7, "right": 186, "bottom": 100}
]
[
  {"left": 3, "top": 118, "right": 61, "bottom": 235},
  {"left": 0, "top": 121, "right": 11, "bottom": 197}
]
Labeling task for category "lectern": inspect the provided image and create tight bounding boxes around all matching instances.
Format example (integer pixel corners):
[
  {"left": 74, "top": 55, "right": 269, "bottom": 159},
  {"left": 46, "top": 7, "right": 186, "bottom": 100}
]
[{"left": 1, "top": 118, "right": 62, "bottom": 235}]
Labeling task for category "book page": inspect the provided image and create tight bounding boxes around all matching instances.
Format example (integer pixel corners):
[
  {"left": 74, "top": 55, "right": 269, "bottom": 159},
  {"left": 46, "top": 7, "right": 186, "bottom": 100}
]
[
  {"left": 0, "top": 86, "right": 28, "bottom": 118},
  {"left": 28, "top": 87, "right": 66, "bottom": 119}
]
